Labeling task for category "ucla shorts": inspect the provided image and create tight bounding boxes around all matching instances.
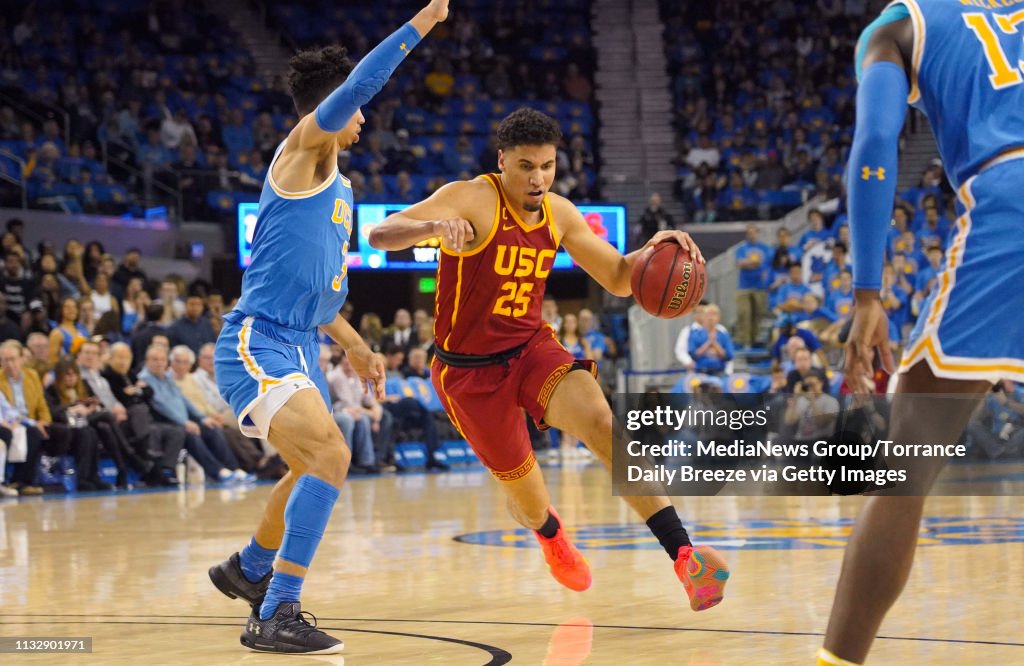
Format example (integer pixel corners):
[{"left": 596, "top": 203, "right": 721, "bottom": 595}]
[
  {"left": 214, "top": 310, "right": 331, "bottom": 439},
  {"left": 901, "top": 152, "right": 1024, "bottom": 384}
]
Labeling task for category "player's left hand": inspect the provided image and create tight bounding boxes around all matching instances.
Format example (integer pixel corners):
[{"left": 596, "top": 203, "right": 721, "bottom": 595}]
[
  {"left": 844, "top": 296, "right": 895, "bottom": 395},
  {"left": 347, "top": 345, "right": 386, "bottom": 401},
  {"left": 643, "top": 230, "right": 705, "bottom": 264},
  {"left": 426, "top": 0, "right": 449, "bottom": 21}
]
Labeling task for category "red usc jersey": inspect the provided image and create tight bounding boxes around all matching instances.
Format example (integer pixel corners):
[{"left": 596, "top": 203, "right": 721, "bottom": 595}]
[{"left": 434, "top": 173, "right": 559, "bottom": 355}]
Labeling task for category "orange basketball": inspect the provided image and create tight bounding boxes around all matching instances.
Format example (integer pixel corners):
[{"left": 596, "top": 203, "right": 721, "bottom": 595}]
[{"left": 630, "top": 242, "right": 706, "bottom": 318}]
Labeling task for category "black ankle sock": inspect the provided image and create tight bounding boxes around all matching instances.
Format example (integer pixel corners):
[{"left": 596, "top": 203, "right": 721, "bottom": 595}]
[
  {"left": 646, "top": 506, "right": 691, "bottom": 559},
  {"left": 536, "top": 511, "right": 560, "bottom": 539}
]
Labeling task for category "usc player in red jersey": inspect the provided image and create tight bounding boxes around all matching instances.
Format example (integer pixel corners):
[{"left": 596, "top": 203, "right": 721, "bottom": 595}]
[{"left": 369, "top": 108, "right": 729, "bottom": 611}]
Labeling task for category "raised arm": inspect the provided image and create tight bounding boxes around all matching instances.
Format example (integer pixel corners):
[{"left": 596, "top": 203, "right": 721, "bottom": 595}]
[
  {"left": 290, "top": 0, "right": 450, "bottom": 153},
  {"left": 368, "top": 180, "right": 478, "bottom": 252},
  {"left": 556, "top": 197, "right": 704, "bottom": 298}
]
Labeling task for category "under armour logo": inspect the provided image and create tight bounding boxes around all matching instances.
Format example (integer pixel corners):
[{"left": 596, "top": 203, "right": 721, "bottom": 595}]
[
  {"left": 861, "top": 166, "right": 886, "bottom": 181},
  {"left": 400, "top": 43, "right": 408, "bottom": 55},
  {"left": 249, "top": 622, "right": 261, "bottom": 635}
]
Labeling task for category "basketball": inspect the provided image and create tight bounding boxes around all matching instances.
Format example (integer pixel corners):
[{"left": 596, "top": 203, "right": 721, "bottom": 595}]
[{"left": 630, "top": 242, "right": 706, "bottom": 318}]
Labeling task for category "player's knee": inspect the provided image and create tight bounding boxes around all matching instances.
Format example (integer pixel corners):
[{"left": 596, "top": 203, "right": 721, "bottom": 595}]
[{"left": 309, "top": 437, "right": 350, "bottom": 484}]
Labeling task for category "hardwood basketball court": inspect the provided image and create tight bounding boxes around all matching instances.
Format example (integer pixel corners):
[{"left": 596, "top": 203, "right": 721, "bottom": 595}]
[{"left": 1, "top": 463, "right": 1022, "bottom": 664}]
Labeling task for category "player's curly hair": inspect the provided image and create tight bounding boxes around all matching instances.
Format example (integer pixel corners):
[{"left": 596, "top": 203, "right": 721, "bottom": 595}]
[
  {"left": 287, "top": 45, "right": 356, "bottom": 117},
  {"left": 495, "top": 108, "right": 563, "bottom": 150}
]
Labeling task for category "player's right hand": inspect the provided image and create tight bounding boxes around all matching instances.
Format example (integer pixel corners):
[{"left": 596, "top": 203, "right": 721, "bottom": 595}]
[
  {"left": 427, "top": 0, "right": 449, "bottom": 22},
  {"left": 843, "top": 296, "right": 895, "bottom": 395},
  {"left": 433, "top": 217, "right": 475, "bottom": 252},
  {"left": 347, "top": 344, "right": 387, "bottom": 401}
]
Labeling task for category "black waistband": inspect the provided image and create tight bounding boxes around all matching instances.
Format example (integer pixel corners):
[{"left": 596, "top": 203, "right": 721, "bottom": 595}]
[{"left": 433, "top": 340, "right": 529, "bottom": 368}]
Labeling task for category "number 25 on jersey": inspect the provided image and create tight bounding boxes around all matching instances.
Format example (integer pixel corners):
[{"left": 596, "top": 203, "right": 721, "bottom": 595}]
[{"left": 491, "top": 245, "right": 556, "bottom": 319}]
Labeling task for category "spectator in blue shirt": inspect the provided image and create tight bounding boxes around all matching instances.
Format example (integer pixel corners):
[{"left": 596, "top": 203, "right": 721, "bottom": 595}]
[
  {"left": 137, "top": 126, "right": 174, "bottom": 170},
  {"left": 821, "top": 269, "right": 855, "bottom": 349},
  {"left": 716, "top": 171, "right": 757, "bottom": 220},
  {"left": 138, "top": 344, "right": 243, "bottom": 483},
  {"left": 798, "top": 209, "right": 831, "bottom": 252},
  {"left": 914, "top": 246, "right": 945, "bottom": 307},
  {"left": 821, "top": 241, "right": 851, "bottom": 296},
  {"left": 896, "top": 230, "right": 927, "bottom": 274},
  {"left": 559, "top": 313, "right": 591, "bottom": 360},
  {"left": 734, "top": 224, "right": 772, "bottom": 348},
  {"left": 792, "top": 292, "right": 835, "bottom": 332},
  {"left": 825, "top": 269, "right": 854, "bottom": 321},
  {"left": 577, "top": 308, "right": 608, "bottom": 361},
  {"left": 886, "top": 205, "right": 912, "bottom": 259},
  {"left": 916, "top": 206, "right": 949, "bottom": 251},
  {"left": 773, "top": 261, "right": 811, "bottom": 331},
  {"left": 890, "top": 252, "right": 917, "bottom": 296},
  {"left": 688, "top": 305, "right": 734, "bottom": 375},
  {"left": 879, "top": 264, "right": 910, "bottom": 342}
]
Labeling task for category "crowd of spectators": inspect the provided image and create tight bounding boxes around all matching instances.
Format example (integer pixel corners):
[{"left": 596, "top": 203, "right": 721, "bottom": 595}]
[
  {"left": 709, "top": 159, "right": 1023, "bottom": 459},
  {"left": 0, "top": 218, "right": 457, "bottom": 496},
  {"left": 659, "top": 0, "right": 872, "bottom": 222},
  {"left": 731, "top": 157, "right": 957, "bottom": 359},
  {"left": 0, "top": 0, "right": 599, "bottom": 222}
]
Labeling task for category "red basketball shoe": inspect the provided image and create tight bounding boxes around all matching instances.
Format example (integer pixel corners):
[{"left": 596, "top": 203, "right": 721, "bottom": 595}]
[{"left": 534, "top": 507, "right": 592, "bottom": 592}]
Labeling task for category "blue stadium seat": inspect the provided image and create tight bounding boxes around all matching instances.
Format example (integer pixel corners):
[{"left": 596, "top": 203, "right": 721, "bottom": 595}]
[
  {"left": 385, "top": 377, "right": 417, "bottom": 401},
  {"left": 442, "top": 439, "right": 471, "bottom": 465},
  {"left": 406, "top": 376, "right": 444, "bottom": 412},
  {"left": 395, "top": 441, "right": 428, "bottom": 468}
]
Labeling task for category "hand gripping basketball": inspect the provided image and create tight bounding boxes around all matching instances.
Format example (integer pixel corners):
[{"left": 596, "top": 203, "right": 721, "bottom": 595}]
[{"left": 631, "top": 232, "right": 707, "bottom": 318}]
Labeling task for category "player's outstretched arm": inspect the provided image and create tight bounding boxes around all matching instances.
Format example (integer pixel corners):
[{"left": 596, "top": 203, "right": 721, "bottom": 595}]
[
  {"left": 556, "top": 197, "right": 703, "bottom": 297},
  {"left": 368, "top": 180, "right": 477, "bottom": 252},
  {"left": 291, "top": 0, "right": 450, "bottom": 153},
  {"left": 844, "top": 19, "right": 909, "bottom": 393}
]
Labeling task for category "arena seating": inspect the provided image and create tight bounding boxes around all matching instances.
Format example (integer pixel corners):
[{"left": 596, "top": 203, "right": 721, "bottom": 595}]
[{"left": 657, "top": 0, "right": 861, "bottom": 221}]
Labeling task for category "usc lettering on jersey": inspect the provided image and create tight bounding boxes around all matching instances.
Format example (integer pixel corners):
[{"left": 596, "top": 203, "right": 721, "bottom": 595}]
[{"left": 433, "top": 173, "right": 559, "bottom": 355}]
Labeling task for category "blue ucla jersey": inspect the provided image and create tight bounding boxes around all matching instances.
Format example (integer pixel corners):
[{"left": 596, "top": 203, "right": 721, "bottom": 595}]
[
  {"left": 236, "top": 141, "right": 353, "bottom": 330},
  {"left": 895, "top": 0, "right": 1024, "bottom": 187}
]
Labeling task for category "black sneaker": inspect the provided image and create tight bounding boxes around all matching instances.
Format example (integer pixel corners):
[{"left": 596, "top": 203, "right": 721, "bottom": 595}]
[
  {"left": 240, "top": 602, "right": 343, "bottom": 654},
  {"left": 209, "top": 553, "right": 271, "bottom": 607}
]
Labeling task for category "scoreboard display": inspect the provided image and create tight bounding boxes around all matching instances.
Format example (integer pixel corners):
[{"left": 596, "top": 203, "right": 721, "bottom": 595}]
[{"left": 237, "top": 202, "right": 626, "bottom": 270}]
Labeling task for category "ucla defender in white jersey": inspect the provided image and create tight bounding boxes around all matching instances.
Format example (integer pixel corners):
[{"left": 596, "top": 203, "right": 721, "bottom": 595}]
[
  {"left": 206, "top": 1, "right": 450, "bottom": 654},
  {"left": 820, "top": 1, "right": 1024, "bottom": 664}
]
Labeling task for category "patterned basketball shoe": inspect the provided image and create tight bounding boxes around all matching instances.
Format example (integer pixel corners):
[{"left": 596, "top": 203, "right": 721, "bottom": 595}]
[
  {"left": 240, "top": 602, "right": 343, "bottom": 654},
  {"left": 534, "top": 506, "right": 592, "bottom": 592},
  {"left": 675, "top": 545, "right": 729, "bottom": 611}
]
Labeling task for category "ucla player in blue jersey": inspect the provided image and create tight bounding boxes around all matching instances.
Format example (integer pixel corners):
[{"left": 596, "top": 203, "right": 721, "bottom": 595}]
[
  {"left": 204, "top": 1, "right": 450, "bottom": 654},
  {"left": 819, "top": 1, "right": 1024, "bottom": 664}
]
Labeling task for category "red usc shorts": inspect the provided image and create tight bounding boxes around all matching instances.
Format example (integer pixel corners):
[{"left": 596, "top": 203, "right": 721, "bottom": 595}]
[{"left": 431, "top": 325, "right": 597, "bottom": 480}]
